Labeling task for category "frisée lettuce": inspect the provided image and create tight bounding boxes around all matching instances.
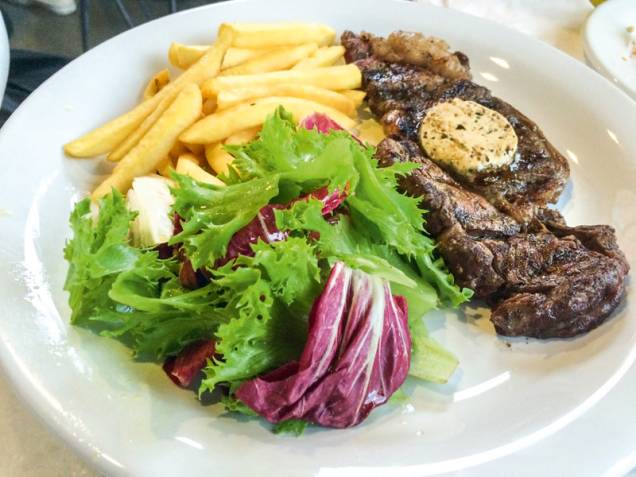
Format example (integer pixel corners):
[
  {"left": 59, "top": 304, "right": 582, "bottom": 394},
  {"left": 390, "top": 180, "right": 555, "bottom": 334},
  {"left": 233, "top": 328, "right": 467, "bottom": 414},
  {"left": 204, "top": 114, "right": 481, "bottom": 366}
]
[{"left": 63, "top": 107, "right": 472, "bottom": 433}]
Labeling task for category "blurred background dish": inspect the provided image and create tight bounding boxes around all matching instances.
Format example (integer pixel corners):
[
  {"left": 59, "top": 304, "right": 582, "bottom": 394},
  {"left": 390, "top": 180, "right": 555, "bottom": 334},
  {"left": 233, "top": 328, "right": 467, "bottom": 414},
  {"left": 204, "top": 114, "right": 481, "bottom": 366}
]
[
  {"left": 8, "top": 0, "right": 76, "bottom": 15},
  {"left": 583, "top": 0, "right": 636, "bottom": 100}
]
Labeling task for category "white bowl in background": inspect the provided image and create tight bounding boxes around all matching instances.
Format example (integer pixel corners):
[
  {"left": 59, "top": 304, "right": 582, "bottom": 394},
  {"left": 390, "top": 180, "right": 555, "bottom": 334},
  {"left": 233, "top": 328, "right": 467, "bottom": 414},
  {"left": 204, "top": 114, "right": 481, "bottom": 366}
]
[{"left": 583, "top": 0, "right": 636, "bottom": 100}]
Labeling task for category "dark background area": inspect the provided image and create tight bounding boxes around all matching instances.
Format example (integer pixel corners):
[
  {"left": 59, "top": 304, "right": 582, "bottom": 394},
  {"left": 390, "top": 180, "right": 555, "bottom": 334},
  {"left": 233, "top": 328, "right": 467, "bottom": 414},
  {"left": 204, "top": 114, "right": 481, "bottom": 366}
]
[
  {"left": 0, "top": 0, "right": 227, "bottom": 124},
  {"left": 2, "top": 0, "right": 227, "bottom": 57}
]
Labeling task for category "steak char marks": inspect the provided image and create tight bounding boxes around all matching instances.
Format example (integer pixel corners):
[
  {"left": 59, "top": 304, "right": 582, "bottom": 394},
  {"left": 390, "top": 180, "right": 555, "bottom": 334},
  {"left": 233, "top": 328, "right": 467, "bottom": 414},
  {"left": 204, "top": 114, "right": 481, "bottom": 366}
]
[
  {"left": 344, "top": 31, "right": 629, "bottom": 338},
  {"left": 342, "top": 31, "right": 569, "bottom": 224}
]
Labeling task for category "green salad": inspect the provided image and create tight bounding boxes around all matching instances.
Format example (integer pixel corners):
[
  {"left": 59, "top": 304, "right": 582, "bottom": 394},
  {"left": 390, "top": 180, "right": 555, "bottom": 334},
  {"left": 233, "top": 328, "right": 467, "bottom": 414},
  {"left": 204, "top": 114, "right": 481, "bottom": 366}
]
[{"left": 64, "top": 108, "right": 471, "bottom": 432}]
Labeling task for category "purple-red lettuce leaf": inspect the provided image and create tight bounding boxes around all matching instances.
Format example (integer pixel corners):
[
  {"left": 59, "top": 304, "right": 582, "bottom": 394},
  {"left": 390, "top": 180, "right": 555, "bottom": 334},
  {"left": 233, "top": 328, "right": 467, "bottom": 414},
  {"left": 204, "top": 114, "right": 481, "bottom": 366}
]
[
  {"left": 300, "top": 113, "right": 345, "bottom": 134},
  {"left": 163, "top": 339, "right": 216, "bottom": 388},
  {"left": 169, "top": 173, "right": 279, "bottom": 269},
  {"left": 301, "top": 112, "right": 365, "bottom": 147},
  {"left": 235, "top": 262, "right": 411, "bottom": 428},
  {"left": 216, "top": 186, "right": 346, "bottom": 267}
]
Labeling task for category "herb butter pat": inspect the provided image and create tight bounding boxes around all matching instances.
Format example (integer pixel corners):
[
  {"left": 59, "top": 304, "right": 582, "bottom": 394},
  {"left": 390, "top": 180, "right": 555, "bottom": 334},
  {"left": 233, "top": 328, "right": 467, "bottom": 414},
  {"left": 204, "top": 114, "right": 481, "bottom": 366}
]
[{"left": 418, "top": 98, "right": 518, "bottom": 177}]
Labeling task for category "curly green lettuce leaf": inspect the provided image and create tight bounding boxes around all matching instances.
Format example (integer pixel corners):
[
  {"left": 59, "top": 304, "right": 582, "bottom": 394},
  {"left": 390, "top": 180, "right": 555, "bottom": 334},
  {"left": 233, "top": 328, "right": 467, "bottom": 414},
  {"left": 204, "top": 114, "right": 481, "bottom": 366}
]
[
  {"left": 221, "top": 395, "right": 308, "bottom": 436},
  {"left": 274, "top": 199, "right": 416, "bottom": 288},
  {"left": 346, "top": 144, "right": 472, "bottom": 306},
  {"left": 200, "top": 237, "right": 322, "bottom": 392},
  {"left": 224, "top": 107, "right": 359, "bottom": 201},
  {"left": 273, "top": 419, "right": 308, "bottom": 436},
  {"left": 170, "top": 173, "right": 279, "bottom": 268},
  {"left": 64, "top": 191, "right": 228, "bottom": 361},
  {"left": 219, "top": 106, "right": 470, "bottom": 305},
  {"left": 64, "top": 191, "right": 140, "bottom": 326},
  {"left": 221, "top": 394, "right": 258, "bottom": 417},
  {"left": 96, "top": 253, "right": 227, "bottom": 360}
]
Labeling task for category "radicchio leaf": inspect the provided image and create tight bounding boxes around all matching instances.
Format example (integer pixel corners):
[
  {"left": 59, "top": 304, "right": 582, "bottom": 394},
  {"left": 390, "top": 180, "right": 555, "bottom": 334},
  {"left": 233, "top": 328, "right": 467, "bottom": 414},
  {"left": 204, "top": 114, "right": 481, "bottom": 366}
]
[
  {"left": 163, "top": 339, "right": 216, "bottom": 388},
  {"left": 300, "top": 113, "right": 363, "bottom": 145},
  {"left": 300, "top": 113, "right": 345, "bottom": 134},
  {"left": 235, "top": 262, "right": 411, "bottom": 428},
  {"left": 216, "top": 187, "right": 346, "bottom": 267}
]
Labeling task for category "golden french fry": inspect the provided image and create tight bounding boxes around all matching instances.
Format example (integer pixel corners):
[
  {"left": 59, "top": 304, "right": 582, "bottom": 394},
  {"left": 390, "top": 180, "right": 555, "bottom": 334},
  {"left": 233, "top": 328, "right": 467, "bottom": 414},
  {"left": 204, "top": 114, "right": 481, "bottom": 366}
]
[
  {"left": 169, "top": 44, "right": 269, "bottom": 70},
  {"left": 183, "top": 142, "right": 204, "bottom": 157},
  {"left": 181, "top": 96, "right": 356, "bottom": 144},
  {"left": 64, "top": 98, "right": 157, "bottom": 158},
  {"left": 220, "top": 43, "right": 318, "bottom": 76},
  {"left": 92, "top": 84, "right": 203, "bottom": 199},
  {"left": 224, "top": 22, "right": 335, "bottom": 48},
  {"left": 205, "top": 143, "right": 235, "bottom": 176},
  {"left": 340, "top": 89, "right": 366, "bottom": 108},
  {"left": 223, "top": 47, "right": 268, "bottom": 69},
  {"left": 204, "top": 126, "right": 260, "bottom": 176},
  {"left": 65, "top": 27, "right": 232, "bottom": 158},
  {"left": 142, "top": 69, "right": 171, "bottom": 100},
  {"left": 157, "top": 157, "right": 174, "bottom": 177},
  {"left": 108, "top": 94, "right": 173, "bottom": 162},
  {"left": 292, "top": 46, "right": 345, "bottom": 70},
  {"left": 202, "top": 64, "right": 361, "bottom": 98},
  {"left": 168, "top": 43, "right": 208, "bottom": 69},
  {"left": 169, "top": 141, "right": 189, "bottom": 160},
  {"left": 202, "top": 98, "right": 217, "bottom": 115},
  {"left": 225, "top": 126, "right": 260, "bottom": 145},
  {"left": 216, "top": 83, "right": 356, "bottom": 116},
  {"left": 176, "top": 153, "right": 225, "bottom": 186}
]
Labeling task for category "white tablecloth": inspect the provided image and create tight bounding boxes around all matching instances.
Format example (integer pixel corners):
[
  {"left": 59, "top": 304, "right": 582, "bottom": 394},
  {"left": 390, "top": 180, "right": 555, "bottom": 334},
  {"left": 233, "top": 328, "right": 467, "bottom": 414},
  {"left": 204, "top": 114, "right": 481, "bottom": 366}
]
[{"left": 0, "top": 1, "right": 596, "bottom": 475}]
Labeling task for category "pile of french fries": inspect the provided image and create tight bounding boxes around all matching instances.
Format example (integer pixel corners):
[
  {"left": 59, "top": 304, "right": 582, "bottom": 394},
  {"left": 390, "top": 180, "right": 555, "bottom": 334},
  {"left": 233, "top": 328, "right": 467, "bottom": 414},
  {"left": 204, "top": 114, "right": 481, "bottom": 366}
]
[{"left": 64, "top": 22, "right": 369, "bottom": 200}]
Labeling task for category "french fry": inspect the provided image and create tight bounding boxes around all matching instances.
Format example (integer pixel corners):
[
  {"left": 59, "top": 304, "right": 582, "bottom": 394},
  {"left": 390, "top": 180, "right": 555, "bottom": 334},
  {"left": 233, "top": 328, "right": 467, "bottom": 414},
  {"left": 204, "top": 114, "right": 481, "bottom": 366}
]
[
  {"left": 176, "top": 153, "right": 225, "bottom": 186},
  {"left": 202, "top": 98, "right": 217, "bottom": 115},
  {"left": 184, "top": 142, "right": 205, "bottom": 157},
  {"left": 168, "top": 43, "right": 208, "bottom": 69},
  {"left": 223, "top": 48, "right": 268, "bottom": 69},
  {"left": 181, "top": 96, "right": 355, "bottom": 144},
  {"left": 205, "top": 143, "right": 234, "bottom": 176},
  {"left": 204, "top": 126, "right": 260, "bottom": 175},
  {"left": 225, "top": 126, "right": 260, "bottom": 145},
  {"left": 224, "top": 22, "right": 335, "bottom": 49},
  {"left": 340, "top": 89, "right": 366, "bottom": 108},
  {"left": 169, "top": 141, "right": 189, "bottom": 160},
  {"left": 220, "top": 43, "right": 318, "bottom": 76},
  {"left": 202, "top": 64, "right": 361, "bottom": 98},
  {"left": 292, "top": 45, "right": 345, "bottom": 70},
  {"left": 169, "top": 44, "right": 269, "bottom": 70},
  {"left": 142, "top": 69, "right": 171, "bottom": 100},
  {"left": 216, "top": 83, "right": 356, "bottom": 116},
  {"left": 157, "top": 157, "right": 174, "bottom": 177},
  {"left": 108, "top": 94, "right": 173, "bottom": 162},
  {"left": 65, "top": 27, "right": 232, "bottom": 158},
  {"left": 92, "top": 84, "right": 202, "bottom": 199}
]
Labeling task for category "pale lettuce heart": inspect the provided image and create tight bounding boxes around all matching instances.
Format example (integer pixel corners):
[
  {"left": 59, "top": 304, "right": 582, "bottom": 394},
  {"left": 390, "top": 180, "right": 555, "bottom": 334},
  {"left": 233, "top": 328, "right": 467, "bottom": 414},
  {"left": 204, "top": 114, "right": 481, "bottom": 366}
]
[{"left": 127, "top": 175, "right": 175, "bottom": 248}]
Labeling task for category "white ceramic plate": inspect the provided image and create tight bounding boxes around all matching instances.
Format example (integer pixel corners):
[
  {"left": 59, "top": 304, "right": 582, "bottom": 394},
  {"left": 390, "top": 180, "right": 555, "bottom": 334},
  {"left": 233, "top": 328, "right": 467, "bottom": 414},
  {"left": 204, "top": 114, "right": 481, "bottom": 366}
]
[
  {"left": 1, "top": 1, "right": 635, "bottom": 475},
  {"left": 583, "top": 0, "right": 636, "bottom": 100}
]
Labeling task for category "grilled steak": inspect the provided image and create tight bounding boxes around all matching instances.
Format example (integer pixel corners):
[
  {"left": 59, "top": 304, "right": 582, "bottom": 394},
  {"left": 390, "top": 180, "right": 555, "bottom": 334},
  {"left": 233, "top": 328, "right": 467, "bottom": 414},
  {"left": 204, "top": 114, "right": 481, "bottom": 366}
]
[
  {"left": 376, "top": 138, "right": 628, "bottom": 338},
  {"left": 342, "top": 31, "right": 570, "bottom": 224}
]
